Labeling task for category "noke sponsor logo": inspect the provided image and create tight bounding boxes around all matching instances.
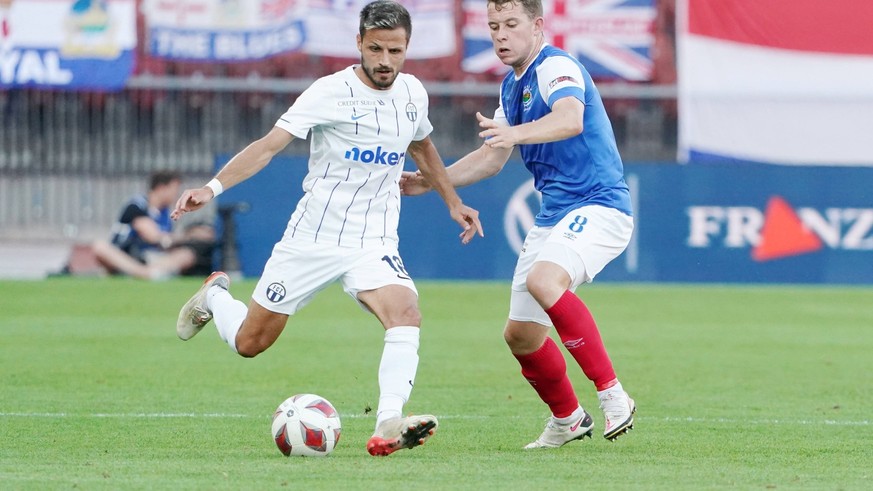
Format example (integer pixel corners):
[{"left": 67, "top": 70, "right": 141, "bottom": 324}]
[
  {"left": 344, "top": 146, "right": 405, "bottom": 166},
  {"left": 688, "top": 195, "right": 873, "bottom": 261}
]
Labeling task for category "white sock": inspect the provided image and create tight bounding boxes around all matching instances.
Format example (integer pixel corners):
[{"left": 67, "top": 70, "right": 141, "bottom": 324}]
[
  {"left": 375, "top": 326, "right": 420, "bottom": 429},
  {"left": 554, "top": 406, "right": 586, "bottom": 425},
  {"left": 207, "top": 286, "right": 247, "bottom": 353},
  {"left": 597, "top": 381, "right": 625, "bottom": 399}
]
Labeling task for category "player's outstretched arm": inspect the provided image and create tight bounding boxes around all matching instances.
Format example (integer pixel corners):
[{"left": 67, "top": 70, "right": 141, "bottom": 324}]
[
  {"left": 400, "top": 138, "right": 513, "bottom": 197},
  {"left": 407, "top": 137, "right": 484, "bottom": 244},
  {"left": 478, "top": 97, "right": 584, "bottom": 148},
  {"left": 172, "top": 127, "right": 294, "bottom": 220}
]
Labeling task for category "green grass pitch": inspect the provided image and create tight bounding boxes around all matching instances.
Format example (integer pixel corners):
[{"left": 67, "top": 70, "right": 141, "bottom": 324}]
[{"left": 1, "top": 279, "right": 871, "bottom": 490}]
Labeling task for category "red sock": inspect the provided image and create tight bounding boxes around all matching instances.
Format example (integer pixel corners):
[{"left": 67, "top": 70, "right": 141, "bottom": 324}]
[
  {"left": 546, "top": 290, "right": 617, "bottom": 391},
  {"left": 513, "top": 337, "right": 579, "bottom": 418}
]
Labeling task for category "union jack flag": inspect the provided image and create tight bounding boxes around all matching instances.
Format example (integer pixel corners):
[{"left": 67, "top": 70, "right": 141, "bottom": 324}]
[{"left": 462, "top": 0, "right": 656, "bottom": 81}]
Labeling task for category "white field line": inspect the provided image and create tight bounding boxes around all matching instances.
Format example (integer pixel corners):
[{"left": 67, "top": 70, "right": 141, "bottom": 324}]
[{"left": 0, "top": 412, "right": 868, "bottom": 426}]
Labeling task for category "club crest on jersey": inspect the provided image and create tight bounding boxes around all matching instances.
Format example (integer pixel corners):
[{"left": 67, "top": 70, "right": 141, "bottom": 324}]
[
  {"left": 405, "top": 103, "right": 417, "bottom": 122},
  {"left": 522, "top": 86, "right": 533, "bottom": 110},
  {"left": 266, "top": 282, "right": 286, "bottom": 303}
]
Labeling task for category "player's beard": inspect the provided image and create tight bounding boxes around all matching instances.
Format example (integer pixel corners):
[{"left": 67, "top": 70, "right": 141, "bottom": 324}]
[{"left": 361, "top": 62, "right": 397, "bottom": 89}]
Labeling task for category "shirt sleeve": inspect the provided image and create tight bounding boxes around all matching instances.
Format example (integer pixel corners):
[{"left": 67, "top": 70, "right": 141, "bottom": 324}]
[
  {"left": 535, "top": 56, "right": 586, "bottom": 108},
  {"left": 411, "top": 77, "right": 434, "bottom": 141},
  {"left": 275, "top": 77, "right": 337, "bottom": 139},
  {"left": 492, "top": 86, "right": 510, "bottom": 127},
  {"left": 119, "top": 202, "right": 148, "bottom": 225},
  {"left": 413, "top": 103, "right": 433, "bottom": 141}
]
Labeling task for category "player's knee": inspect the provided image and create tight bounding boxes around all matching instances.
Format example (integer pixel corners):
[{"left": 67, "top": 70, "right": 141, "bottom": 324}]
[
  {"left": 235, "top": 334, "right": 271, "bottom": 358},
  {"left": 175, "top": 247, "right": 197, "bottom": 269},
  {"left": 504, "top": 322, "right": 549, "bottom": 354},
  {"left": 525, "top": 270, "right": 556, "bottom": 301},
  {"left": 525, "top": 274, "right": 567, "bottom": 308},
  {"left": 90, "top": 239, "right": 110, "bottom": 258},
  {"left": 385, "top": 303, "right": 421, "bottom": 328},
  {"left": 503, "top": 327, "right": 521, "bottom": 349},
  {"left": 398, "top": 306, "right": 422, "bottom": 327},
  {"left": 525, "top": 275, "right": 545, "bottom": 301},
  {"left": 503, "top": 326, "right": 531, "bottom": 352}
]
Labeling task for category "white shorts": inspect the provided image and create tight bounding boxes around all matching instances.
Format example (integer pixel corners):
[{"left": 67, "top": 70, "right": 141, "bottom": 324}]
[
  {"left": 252, "top": 239, "right": 418, "bottom": 315},
  {"left": 508, "top": 205, "right": 633, "bottom": 326}
]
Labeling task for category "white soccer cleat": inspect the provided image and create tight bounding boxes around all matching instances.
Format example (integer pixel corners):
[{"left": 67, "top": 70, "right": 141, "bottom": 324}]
[
  {"left": 176, "top": 271, "right": 230, "bottom": 341},
  {"left": 524, "top": 410, "right": 594, "bottom": 449},
  {"left": 599, "top": 389, "right": 636, "bottom": 441},
  {"left": 366, "top": 414, "right": 438, "bottom": 456}
]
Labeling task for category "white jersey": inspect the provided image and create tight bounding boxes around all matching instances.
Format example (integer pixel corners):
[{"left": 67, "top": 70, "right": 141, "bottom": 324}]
[{"left": 274, "top": 66, "right": 433, "bottom": 248}]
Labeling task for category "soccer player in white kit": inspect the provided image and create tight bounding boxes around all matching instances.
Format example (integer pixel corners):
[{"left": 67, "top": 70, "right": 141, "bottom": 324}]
[
  {"left": 402, "top": 0, "right": 635, "bottom": 448},
  {"left": 172, "top": 0, "right": 483, "bottom": 457}
]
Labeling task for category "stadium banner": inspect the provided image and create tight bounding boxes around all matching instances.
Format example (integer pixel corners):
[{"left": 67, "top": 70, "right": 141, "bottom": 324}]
[
  {"left": 0, "top": 0, "right": 136, "bottom": 90},
  {"left": 677, "top": 0, "right": 873, "bottom": 165},
  {"left": 216, "top": 156, "right": 873, "bottom": 284},
  {"left": 142, "top": 0, "right": 306, "bottom": 61},
  {"left": 462, "top": 0, "right": 656, "bottom": 80},
  {"left": 304, "top": 0, "right": 455, "bottom": 59},
  {"left": 142, "top": 0, "right": 454, "bottom": 61}
]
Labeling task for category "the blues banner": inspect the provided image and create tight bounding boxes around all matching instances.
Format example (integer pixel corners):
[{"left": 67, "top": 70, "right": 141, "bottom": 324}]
[
  {"left": 143, "top": 0, "right": 454, "bottom": 62},
  {"left": 0, "top": 0, "right": 136, "bottom": 90},
  {"left": 462, "top": 0, "right": 656, "bottom": 80},
  {"left": 218, "top": 156, "right": 873, "bottom": 284},
  {"left": 142, "top": 0, "right": 306, "bottom": 61}
]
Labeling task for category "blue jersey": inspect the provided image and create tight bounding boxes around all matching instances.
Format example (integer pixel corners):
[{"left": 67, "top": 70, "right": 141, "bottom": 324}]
[
  {"left": 495, "top": 44, "right": 632, "bottom": 226},
  {"left": 110, "top": 195, "right": 172, "bottom": 261}
]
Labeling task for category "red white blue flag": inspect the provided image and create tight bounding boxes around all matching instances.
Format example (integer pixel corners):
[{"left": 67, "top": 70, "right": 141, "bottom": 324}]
[
  {"left": 462, "top": 0, "right": 656, "bottom": 80},
  {"left": 678, "top": 0, "right": 873, "bottom": 165}
]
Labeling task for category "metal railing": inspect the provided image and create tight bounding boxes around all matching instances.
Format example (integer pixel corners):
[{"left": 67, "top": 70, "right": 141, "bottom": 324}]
[{"left": 0, "top": 79, "right": 678, "bottom": 240}]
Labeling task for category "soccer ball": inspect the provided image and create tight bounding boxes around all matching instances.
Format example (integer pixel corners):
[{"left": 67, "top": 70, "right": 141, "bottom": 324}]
[{"left": 271, "top": 394, "right": 342, "bottom": 457}]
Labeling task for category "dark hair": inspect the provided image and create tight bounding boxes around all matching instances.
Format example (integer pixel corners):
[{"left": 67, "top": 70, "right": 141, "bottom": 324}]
[
  {"left": 489, "top": 0, "right": 543, "bottom": 18},
  {"left": 359, "top": 0, "right": 412, "bottom": 41},
  {"left": 149, "top": 170, "right": 182, "bottom": 190}
]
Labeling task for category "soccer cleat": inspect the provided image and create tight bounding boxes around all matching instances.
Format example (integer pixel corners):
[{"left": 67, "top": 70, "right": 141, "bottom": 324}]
[
  {"left": 366, "top": 415, "right": 438, "bottom": 456},
  {"left": 599, "top": 389, "right": 636, "bottom": 441},
  {"left": 176, "top": 271, "right": 230, "bottom": 341},
  {"left": 524, "top": 410, "right": 594, "bottom": 449}
]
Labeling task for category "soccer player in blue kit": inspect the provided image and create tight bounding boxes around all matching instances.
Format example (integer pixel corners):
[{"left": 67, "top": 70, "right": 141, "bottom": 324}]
[
  {"left": 402, "top": 0, "right": 636, "bottom": 448},
  {"left": 171, "top": 1, "right": 483, "bottom": 457}
]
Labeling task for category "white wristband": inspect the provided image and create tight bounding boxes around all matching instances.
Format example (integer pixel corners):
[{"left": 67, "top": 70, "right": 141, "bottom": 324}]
[{"left": 205, "top": 178, "right": 223, "bottom": 197}]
